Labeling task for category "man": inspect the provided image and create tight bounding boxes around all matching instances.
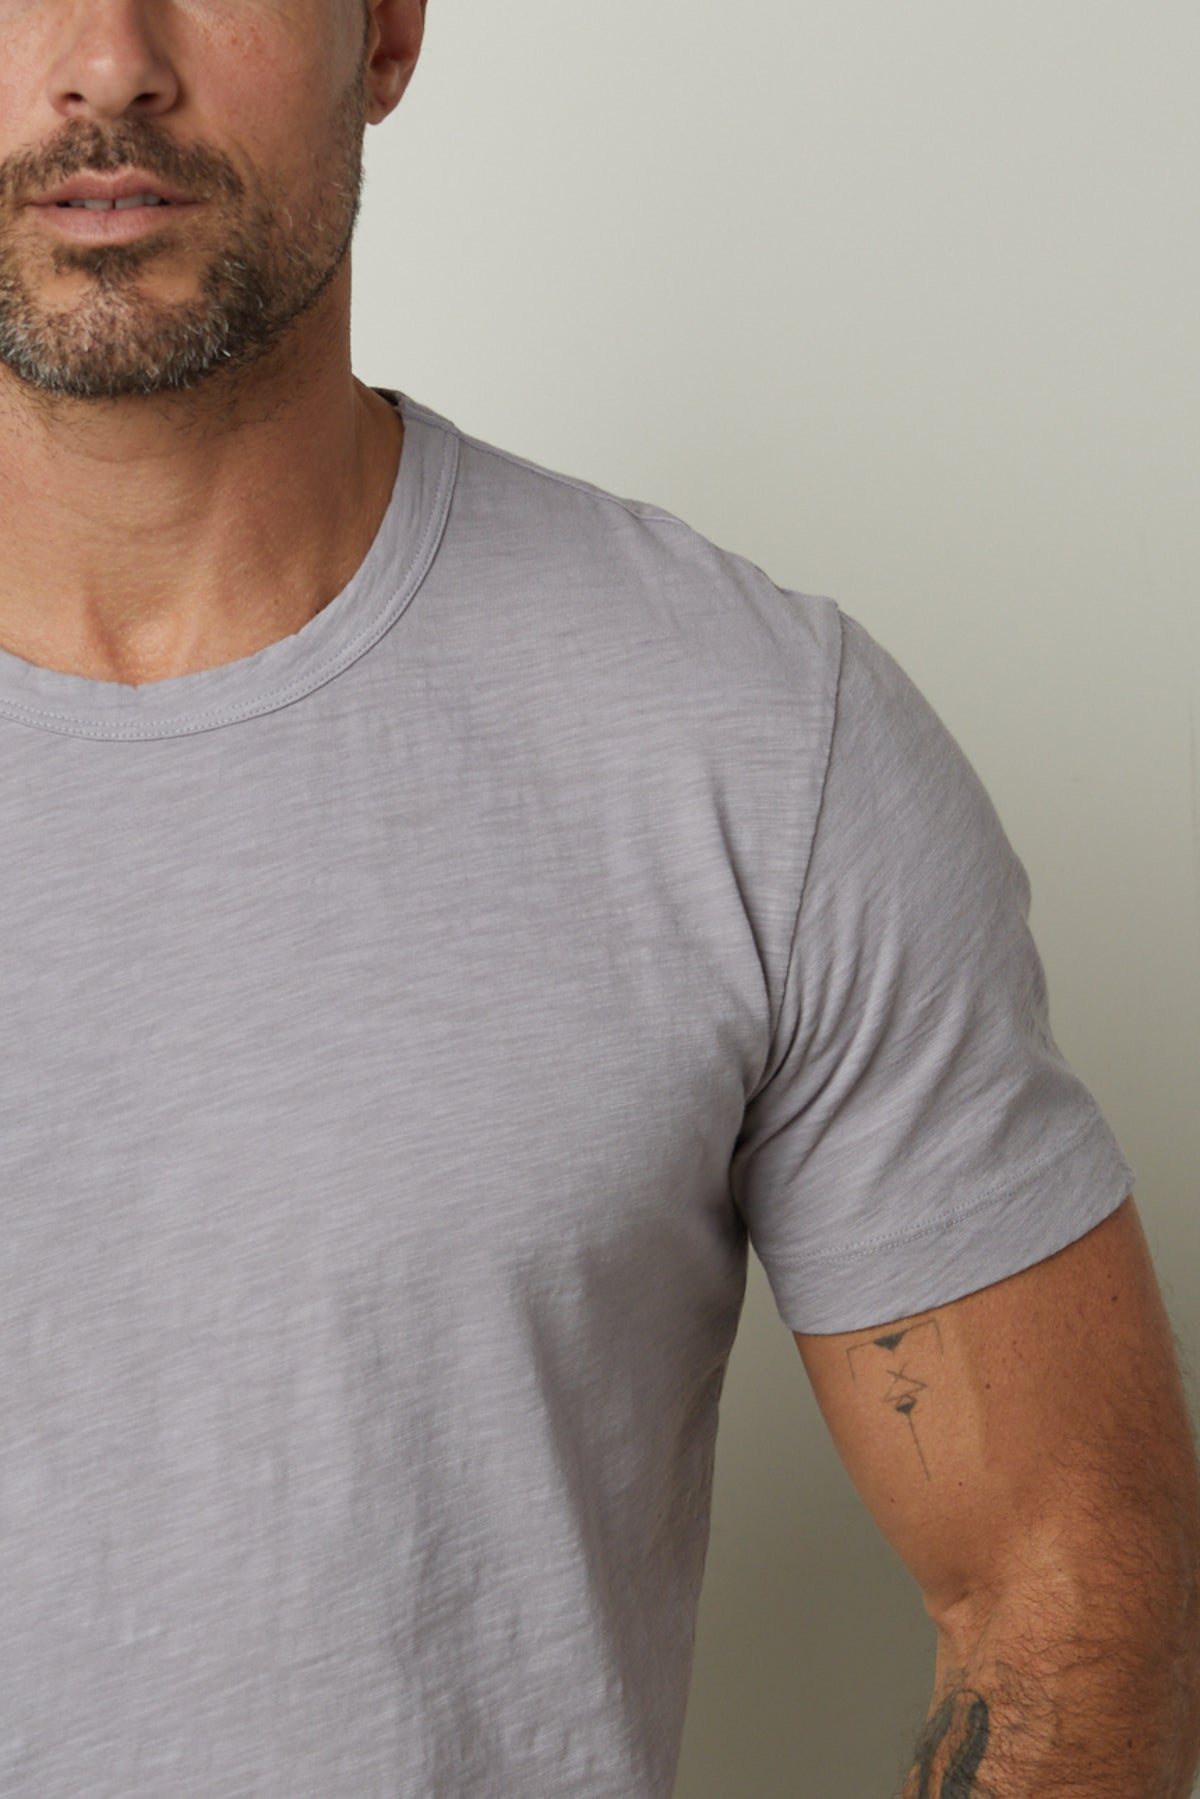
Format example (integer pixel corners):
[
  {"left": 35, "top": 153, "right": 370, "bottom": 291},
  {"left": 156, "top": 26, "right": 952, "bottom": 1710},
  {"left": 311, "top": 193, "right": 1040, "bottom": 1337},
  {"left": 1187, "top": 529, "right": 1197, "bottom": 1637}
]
[{"left": 0, "top": 1, "right": 1195, "bottom": 1794}]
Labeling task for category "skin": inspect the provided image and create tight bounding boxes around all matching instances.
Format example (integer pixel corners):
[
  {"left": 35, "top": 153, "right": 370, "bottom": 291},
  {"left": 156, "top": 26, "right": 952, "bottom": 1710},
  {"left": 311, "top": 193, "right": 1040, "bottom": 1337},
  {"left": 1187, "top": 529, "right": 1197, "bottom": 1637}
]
[
  {"left": 796, "top": 1194, "right": 1200, "bottom": 1792},
  {"left": 0, "top": 0, "right": 426, "bottom": 686}
]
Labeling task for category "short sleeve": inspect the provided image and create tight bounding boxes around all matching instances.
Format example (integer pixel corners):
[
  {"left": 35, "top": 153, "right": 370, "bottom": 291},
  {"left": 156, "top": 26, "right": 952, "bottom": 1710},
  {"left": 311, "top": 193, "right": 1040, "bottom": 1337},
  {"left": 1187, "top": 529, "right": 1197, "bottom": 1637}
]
[{"left": 730, "top": 607, "right": 1136, "bottom": 1335}]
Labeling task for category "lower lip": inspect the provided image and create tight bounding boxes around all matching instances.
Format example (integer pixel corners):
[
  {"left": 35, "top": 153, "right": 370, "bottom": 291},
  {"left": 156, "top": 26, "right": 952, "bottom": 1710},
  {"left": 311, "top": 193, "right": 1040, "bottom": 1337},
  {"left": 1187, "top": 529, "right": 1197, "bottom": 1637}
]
[{"left": 29, "top": 202, "right": 200, "bottom": 244}]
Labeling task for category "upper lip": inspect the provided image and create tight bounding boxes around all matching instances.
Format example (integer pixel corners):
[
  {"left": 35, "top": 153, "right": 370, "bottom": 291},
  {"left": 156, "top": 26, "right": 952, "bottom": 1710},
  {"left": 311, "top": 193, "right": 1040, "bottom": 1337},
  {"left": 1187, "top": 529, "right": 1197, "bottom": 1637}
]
[{"left": 30, "top": 173, "right": 196, "bottom": 207}]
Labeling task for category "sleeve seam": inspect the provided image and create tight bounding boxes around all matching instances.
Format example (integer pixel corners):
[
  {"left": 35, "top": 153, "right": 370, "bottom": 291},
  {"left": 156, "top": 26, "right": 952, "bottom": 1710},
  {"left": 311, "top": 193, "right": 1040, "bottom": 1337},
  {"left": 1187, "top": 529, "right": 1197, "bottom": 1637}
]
[{"left": 749, "top": 601, "right": 847, "bottom": 1103}]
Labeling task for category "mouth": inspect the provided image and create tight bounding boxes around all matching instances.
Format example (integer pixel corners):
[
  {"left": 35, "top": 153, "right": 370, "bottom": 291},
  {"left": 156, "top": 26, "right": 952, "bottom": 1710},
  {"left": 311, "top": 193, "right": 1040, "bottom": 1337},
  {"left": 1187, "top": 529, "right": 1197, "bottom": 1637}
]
[
  {"left": 32, "top": 172, "right": 198, "bottom": 207},
  {"left": 28, "top": 198, "right": 201, "bottom": 245},
  {"left": 52, "top": 195, "right": 177, "bottom": 211}
]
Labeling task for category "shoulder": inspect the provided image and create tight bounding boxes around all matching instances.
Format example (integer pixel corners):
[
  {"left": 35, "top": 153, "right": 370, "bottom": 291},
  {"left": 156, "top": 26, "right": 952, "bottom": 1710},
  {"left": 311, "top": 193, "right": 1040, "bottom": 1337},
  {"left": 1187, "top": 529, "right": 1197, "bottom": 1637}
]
[{"left": 411, "top": 396, "right": 845, "bottom": 680}]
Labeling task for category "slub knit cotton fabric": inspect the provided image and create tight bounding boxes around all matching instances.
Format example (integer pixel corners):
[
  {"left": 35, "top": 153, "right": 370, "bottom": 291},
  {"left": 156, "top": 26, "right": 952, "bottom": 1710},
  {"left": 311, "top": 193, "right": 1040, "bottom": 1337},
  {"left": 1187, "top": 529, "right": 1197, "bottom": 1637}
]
[{"left": 0, "top": 391, "right": 1134, "bottom": 1797}]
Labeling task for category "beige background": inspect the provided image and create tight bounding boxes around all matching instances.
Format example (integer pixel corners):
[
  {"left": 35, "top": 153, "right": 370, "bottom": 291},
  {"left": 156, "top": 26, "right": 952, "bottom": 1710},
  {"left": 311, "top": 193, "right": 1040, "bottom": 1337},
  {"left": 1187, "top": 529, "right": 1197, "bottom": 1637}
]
[{"left": 351, "top": 3, "right": 1200, "bottom": 1792}]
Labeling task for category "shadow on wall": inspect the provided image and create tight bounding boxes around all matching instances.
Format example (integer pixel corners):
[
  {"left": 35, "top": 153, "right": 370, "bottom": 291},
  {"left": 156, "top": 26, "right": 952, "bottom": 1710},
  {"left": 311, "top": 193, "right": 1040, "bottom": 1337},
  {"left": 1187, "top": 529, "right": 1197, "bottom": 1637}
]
[{"left": 674, "top": 1256, "right": 937, "bottom": 1799}]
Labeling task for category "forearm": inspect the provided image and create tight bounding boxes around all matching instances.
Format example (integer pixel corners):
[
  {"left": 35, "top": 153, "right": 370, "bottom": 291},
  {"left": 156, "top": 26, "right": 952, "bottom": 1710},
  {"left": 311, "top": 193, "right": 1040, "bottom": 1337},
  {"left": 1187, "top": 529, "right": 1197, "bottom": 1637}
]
[{"left": 896, "top": 1562, "right": 1200, "bottom": 1797}]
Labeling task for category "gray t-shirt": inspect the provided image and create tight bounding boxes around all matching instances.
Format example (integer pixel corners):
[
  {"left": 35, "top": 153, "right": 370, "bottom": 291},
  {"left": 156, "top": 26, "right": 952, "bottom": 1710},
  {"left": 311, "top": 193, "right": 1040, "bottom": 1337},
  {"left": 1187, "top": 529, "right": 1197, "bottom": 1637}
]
[{"left": 0, "top": 391, "right": 1134, "bottom": 1797}]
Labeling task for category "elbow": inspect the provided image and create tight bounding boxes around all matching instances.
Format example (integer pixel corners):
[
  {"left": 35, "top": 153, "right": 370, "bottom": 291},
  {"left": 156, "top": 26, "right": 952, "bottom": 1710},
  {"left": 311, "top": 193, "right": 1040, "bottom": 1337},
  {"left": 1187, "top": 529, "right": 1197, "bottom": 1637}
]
[{"left": 927, "top": 1497, "right": 1200, "bottom": 1664}]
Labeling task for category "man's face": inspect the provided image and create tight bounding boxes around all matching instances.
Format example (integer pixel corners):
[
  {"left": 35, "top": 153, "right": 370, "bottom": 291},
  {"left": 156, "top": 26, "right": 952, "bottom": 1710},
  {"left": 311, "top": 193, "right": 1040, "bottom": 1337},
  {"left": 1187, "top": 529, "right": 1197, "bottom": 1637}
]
[{"left": 0, "top": 0, "right": 378, "bottom": 402}]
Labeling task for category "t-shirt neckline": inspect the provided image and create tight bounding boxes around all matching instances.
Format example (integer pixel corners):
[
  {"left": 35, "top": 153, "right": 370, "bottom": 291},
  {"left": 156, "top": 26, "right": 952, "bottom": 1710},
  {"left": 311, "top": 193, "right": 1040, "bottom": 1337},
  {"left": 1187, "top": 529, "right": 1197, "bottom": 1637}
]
[{"left": 0, "top": 389, "right": 460, "bottom": 742}]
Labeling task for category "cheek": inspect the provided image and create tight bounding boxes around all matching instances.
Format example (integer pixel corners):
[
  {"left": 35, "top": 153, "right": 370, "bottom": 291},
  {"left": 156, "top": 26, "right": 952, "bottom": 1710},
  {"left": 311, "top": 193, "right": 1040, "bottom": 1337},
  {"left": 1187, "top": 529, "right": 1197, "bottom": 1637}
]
[
  {"left": 189, "top": 12, "right": 352, "bottom": 152},
  {"left": 0, "top": 0, "right": 59, "bottom": 126},
  {"left": 192, "top": 0, "right": 352, "bottom": 98},
  {"left": 187, "top": 30, "right": 340, "bottom": 186}
]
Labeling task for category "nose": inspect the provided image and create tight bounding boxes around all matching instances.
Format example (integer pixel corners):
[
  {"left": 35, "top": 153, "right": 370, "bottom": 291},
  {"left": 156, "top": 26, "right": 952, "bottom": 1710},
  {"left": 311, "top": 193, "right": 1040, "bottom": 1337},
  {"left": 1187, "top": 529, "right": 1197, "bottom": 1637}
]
[{"left": 46, "top": 0, "right": 180, "bottom": 125}]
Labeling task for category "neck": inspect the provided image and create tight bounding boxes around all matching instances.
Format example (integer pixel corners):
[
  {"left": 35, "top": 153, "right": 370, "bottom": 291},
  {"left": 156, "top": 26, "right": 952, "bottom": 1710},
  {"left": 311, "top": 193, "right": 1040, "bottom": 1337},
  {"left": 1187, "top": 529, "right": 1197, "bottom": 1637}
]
[{"left": 0, "top": 371, "right": 404, "bottom": 688}]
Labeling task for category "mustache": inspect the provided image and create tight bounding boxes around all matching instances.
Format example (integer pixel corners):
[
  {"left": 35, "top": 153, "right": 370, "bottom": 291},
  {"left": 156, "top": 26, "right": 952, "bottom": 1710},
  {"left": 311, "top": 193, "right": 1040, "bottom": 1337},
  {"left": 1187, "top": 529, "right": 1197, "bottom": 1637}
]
[{"left": 0, "top": 119, "right": 241, "bottom": 208}]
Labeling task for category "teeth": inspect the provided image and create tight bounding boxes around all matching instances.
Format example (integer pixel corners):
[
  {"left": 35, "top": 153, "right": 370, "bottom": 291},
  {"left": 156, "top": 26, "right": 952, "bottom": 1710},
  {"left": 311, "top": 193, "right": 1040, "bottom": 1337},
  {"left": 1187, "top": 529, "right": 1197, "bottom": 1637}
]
[{"left": 62, "top": 195, "right": 168, "bottom": 210}]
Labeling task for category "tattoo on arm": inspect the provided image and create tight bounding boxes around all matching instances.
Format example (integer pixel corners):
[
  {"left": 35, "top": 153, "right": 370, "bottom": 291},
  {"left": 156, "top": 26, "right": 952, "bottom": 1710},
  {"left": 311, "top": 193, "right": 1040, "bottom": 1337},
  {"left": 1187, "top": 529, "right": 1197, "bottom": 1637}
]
[
  {"left": 846, "top": 1318, "right": 943, "bottom": 1483},
  {"left": 902, "top": 1687, "right": 991, "bottom": 1797}
]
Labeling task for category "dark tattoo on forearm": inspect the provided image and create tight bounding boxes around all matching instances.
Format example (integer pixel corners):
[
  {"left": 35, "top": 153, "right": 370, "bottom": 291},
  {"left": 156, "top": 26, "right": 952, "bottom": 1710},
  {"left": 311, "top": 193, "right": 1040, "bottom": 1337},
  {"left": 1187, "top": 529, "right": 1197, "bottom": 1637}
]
[
  {"left": 846, "top": 1318, "right": 943, "bottom": 1483},
  {"left": 903, "top": 1687, "right": 991, "bottom": 1797}
]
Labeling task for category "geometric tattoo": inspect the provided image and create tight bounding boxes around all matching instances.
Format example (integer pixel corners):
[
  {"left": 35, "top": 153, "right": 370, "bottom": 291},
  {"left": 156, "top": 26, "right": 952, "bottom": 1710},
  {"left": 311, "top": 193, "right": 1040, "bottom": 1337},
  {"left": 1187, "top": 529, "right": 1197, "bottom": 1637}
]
[{"left": 845, "top": 1319, "right": 944, "bottom": 1484}]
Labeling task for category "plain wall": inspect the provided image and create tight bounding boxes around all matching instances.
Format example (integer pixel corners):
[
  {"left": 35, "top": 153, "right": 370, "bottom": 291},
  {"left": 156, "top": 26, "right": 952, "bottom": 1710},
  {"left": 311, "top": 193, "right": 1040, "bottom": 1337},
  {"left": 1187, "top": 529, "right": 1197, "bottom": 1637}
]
[{"left": 350, "top": 4, "right": 1200, "bottom": 1792}]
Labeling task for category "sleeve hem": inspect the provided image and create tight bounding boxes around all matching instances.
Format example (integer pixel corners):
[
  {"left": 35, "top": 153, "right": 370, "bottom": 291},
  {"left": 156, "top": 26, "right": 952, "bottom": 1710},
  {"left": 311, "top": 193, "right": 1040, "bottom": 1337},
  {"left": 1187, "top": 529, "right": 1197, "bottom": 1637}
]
[{"left": 761, "top": 1109, "right": 1137, "bottom": 1336}]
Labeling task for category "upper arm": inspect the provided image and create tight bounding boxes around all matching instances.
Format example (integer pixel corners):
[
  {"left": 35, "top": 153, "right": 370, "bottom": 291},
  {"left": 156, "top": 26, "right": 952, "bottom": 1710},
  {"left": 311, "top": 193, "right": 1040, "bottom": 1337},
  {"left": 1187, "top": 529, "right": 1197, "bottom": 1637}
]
[{"left": 793, "top": 1194, "right": 1200, "bottom": 1624}]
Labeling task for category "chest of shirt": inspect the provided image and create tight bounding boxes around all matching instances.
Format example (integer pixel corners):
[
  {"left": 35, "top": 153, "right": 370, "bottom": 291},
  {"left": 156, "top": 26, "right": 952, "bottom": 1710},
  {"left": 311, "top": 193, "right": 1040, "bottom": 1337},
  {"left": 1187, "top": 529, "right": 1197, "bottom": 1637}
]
[{"left": 0, "top": 716, "right": 770, "bottom": 1382}]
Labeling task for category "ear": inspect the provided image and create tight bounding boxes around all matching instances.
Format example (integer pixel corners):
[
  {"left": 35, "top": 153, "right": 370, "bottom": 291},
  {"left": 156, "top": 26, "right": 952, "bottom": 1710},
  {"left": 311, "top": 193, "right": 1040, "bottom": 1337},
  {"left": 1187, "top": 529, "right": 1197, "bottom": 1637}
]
[{"left": 364, "top": 0, "right": 426, "bottom": 126}]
